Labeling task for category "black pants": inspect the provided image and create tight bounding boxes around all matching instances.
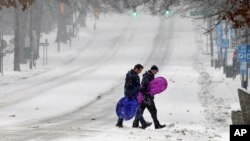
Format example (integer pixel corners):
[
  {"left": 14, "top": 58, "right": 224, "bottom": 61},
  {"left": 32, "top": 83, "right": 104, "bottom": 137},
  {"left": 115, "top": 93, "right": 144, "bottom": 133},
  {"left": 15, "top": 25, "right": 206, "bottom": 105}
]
[{"left": 133, "top": 97, "right": 160, "bottom": 126}]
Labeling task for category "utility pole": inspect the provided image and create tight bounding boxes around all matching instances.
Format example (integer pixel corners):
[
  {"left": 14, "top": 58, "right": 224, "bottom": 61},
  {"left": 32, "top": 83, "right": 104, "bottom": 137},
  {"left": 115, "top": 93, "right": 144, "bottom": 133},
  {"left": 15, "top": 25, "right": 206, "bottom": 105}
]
[
  {"left": 223, "top": 22, "right": 229, "bottom": 75},
  {"left": 243, "top": 29, "right": 250, "bottom": 89},
  {"left": 225, "top": 23, "right": 228, "bottom": 66}
]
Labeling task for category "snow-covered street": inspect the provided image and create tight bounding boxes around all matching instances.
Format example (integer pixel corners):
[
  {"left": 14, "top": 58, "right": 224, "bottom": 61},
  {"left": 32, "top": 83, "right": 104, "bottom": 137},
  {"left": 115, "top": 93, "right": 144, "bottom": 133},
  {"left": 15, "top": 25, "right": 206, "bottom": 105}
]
[{"left": 0, "top": 11, "right": 240, "bottom": 141}]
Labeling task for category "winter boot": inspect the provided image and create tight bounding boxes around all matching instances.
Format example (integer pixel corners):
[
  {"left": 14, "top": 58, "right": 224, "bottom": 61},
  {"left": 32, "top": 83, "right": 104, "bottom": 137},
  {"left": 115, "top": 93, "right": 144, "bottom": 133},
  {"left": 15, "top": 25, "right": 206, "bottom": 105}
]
[
  {"left": 140, "top": 122, "right": 152, "bottom": 129},
  {"left": 116, "top": 119, "right": 123, "bottom": 128},
  {"left": 155, "top": 124, "right": 166, "bottom": 129},
  {"left": 132, "top": 120, "right": 139, "bottom": 128},
  {"left": 116, "top": 122, "right": 123, "bottom": 128}
]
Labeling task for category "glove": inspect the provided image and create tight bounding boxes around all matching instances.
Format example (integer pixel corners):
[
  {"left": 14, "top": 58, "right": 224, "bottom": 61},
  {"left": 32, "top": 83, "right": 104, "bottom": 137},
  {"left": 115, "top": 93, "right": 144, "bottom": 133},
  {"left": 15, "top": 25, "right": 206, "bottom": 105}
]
[
  {"left": 149, "top": 95, "right": 154, "bottom": 100},
  {"left": 143, "top": 96, "right": 152, "bottom": 105}
]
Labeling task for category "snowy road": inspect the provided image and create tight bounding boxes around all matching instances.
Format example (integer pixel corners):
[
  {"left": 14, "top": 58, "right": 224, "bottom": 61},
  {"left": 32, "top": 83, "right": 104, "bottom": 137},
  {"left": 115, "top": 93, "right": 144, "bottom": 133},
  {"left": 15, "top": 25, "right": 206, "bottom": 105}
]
[{"left": 0, "top": 13, "right": 235, "bottom": 141}]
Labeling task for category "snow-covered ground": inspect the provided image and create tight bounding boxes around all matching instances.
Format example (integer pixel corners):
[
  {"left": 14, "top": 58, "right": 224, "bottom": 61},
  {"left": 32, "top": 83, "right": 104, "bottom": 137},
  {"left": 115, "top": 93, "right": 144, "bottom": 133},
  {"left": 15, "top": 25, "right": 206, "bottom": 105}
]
[{"left": 0, "top": 10, "right": 241, "bottom": 141}]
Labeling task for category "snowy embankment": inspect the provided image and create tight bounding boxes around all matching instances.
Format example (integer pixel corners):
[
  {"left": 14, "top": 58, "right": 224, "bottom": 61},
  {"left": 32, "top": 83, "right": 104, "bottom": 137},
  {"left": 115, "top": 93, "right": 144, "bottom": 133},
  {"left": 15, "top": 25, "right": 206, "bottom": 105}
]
[{"left": 0, "top": 11, "right": 242, "bottom": 141}]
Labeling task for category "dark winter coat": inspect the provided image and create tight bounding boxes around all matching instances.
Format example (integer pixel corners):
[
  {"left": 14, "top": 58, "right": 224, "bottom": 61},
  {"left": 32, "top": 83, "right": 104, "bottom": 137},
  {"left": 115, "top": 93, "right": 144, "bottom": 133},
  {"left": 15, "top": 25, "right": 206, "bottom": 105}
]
[
  {"left": 140, "top": 70, "right": 155, "bottom": 99},
  {"left": 124, "top": 69, "right": 141, "bottom": 98}
]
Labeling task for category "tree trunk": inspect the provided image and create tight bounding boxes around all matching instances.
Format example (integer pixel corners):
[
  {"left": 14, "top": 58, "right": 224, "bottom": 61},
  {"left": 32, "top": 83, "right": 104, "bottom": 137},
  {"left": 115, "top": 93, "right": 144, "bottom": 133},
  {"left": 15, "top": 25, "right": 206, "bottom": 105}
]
[
  {"left": 14, "top": 0, "right": 21, "bottom": 71},
  {"left": 33, "top": 0, "right": 43, "bottom": 59},
  {"left": 56, "top": 1, "right": 72, "bottom": 51},
  {"left": 208, "top": 18, "right": 214, "bottom": 67},
  {"left": 29, "top": 4, "right": 34, "bottom": 69}
]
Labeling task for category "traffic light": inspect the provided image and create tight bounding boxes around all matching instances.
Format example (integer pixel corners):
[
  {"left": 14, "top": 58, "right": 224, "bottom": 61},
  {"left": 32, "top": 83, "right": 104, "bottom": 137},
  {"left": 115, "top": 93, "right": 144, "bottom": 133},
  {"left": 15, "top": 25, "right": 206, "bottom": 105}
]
[
  {"left": 133, "top": 8, "right": 137, "bottom": 17},
  {"left": 133, "top": 11, "right": 137, "bottom": 17},
  {"left": 165, "top": 8, "right": 170, "bottom": 16}
]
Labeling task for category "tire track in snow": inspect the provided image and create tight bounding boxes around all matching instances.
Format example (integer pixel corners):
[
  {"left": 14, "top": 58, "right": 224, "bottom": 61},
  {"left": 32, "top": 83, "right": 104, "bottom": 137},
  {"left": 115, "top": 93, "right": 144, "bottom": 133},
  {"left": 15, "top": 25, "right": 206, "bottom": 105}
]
[
  {"left": 0, "top": 19, "right": 134, "bottom": 108},
  {"left": 0, "top": 34, "right": 94, "bottom": 88}
]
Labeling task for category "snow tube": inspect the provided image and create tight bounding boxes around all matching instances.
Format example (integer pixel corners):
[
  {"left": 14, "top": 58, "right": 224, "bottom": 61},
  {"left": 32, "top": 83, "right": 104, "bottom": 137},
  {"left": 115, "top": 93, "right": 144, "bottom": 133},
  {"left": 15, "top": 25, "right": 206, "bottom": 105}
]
[
  {"left": 137, "top": 92, "right": 144, "bottom": 104},
  {"left": 116, "top": 97, "right": 138, "bottom": 121},
  {"left": 149, "top": 77, "right": 168, "bottom": 96},
  {"left": 137, "top": 77, "right": 168, "bottom": 104}
]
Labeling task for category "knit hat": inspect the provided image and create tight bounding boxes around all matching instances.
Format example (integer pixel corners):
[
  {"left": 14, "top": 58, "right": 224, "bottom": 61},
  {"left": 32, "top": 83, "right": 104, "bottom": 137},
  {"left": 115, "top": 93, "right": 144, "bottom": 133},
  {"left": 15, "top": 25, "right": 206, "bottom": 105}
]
[{"left": 151, "top": 65, "right": 159, "bottom": 71}]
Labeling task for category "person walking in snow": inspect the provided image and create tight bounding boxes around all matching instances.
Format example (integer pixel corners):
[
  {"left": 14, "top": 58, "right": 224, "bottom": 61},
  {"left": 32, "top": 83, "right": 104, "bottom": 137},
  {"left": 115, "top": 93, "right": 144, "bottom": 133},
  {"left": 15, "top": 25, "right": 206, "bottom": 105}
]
[
  {"left": 116, "top": 64, "right": 151, "bottom": 129},
  {"left": 133, "top": 65, "right": 166, "bottom": 129}
]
